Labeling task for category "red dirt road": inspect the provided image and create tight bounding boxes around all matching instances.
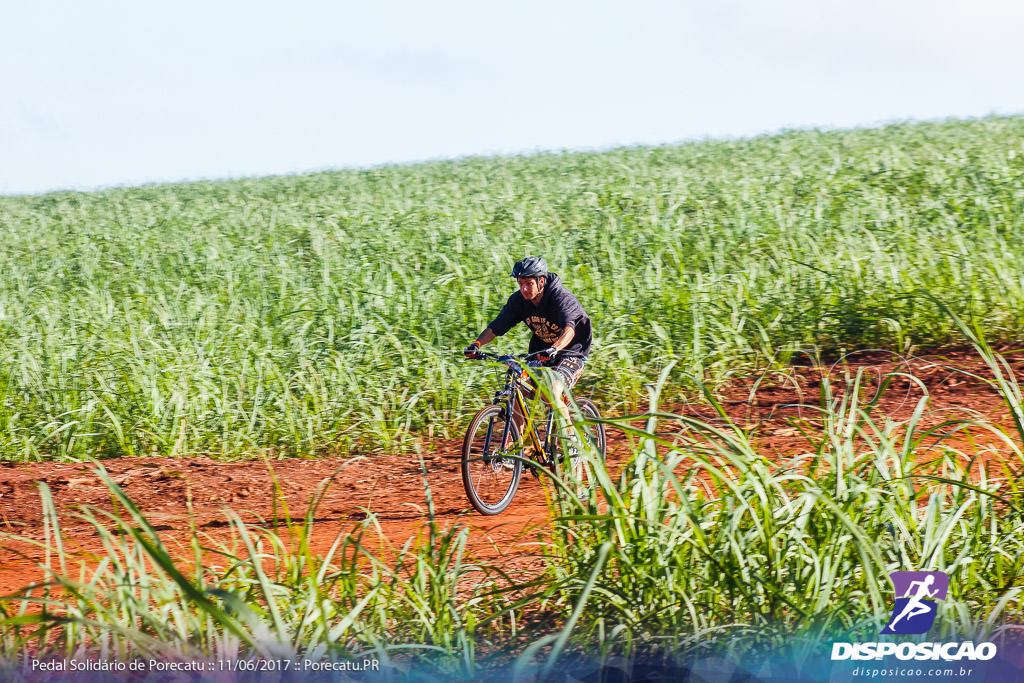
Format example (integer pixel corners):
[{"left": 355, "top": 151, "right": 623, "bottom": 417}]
[
  {"left": 2, "top": 348, "right": 1023, "bottom": 595},
  {"left": 0, "top": 445, "right": 566, "bottom": 595}
]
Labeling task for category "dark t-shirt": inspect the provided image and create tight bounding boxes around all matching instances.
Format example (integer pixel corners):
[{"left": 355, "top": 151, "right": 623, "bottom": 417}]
[{"left": 487, "top": 272, "right": 592, "bottom": 357}]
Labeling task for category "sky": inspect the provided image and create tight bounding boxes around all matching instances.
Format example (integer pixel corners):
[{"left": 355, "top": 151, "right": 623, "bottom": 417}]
[{"left": 2, "top": 0, "right": 1023, "bottom": 196}]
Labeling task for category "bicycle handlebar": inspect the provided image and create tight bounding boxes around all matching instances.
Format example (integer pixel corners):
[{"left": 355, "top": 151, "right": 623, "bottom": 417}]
[{"left": 463, "top": 349, "right": 546, "bottom": 366}]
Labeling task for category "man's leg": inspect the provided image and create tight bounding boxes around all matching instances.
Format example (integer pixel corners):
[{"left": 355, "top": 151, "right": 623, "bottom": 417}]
[
  {"left": 548, "top": 357, "right": 592, "bottom": 494},
  {"left": 511, "top": 364, "right": 544, "bottom": 452},
  {"left": 521, "top": 357, "right": 584, "bottom": 456},
  {"left": 510, "top": 396, "right": 527, "bottom": 446},
  {"left": 550, "top": 357, "right": 585, "bottom": 452},
  {"left": 551, "top": 376, "right": 572, "bottom": 427}
]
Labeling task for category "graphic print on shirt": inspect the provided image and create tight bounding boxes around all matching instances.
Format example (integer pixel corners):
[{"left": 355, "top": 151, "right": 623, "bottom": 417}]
[{"left": 525, "top": 316, "right": 562, "bottom": 343}]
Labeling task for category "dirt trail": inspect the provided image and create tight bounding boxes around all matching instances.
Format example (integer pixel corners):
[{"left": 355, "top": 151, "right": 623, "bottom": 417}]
[
  {"left": 1, "top": 348, "right": 1022, "bottom": 595},
  {"left": 0, "top": 446, "right": 560, "bottom": 595}
]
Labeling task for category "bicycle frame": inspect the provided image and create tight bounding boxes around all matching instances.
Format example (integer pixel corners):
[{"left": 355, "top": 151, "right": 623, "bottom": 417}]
[{"left": 481, "top": 351, "right": 558, "bottom": 465}]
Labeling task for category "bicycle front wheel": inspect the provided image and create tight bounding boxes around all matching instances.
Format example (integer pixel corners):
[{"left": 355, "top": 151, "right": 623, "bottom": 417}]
[{"left": 462, "top": 404, "right": 524, "bottom": 515}]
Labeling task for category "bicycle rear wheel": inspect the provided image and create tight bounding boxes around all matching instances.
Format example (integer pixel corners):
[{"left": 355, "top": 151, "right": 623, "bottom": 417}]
[
  {"left": 576, "top": 398, "right": 607, "bottom": 458},
  {"left": 567, "top": 398, "right": 607, "bottom": 490},
  {"left": 461, "top": 404, "right": 524, "bottom": 515}
]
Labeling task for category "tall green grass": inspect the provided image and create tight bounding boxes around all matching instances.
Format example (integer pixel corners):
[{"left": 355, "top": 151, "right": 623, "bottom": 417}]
[
  {"left": 546, "top": 368, "right": 1024, "bottom": 666},
  {"left": 3, "top": 347, "right": 1023, "bottom": 677},
  {"left": 1, "top": 117, "right": 1023, "bottom": 459}
]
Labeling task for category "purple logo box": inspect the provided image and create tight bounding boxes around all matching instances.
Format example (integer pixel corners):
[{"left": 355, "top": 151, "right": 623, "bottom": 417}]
[{"left": 880, "top": 571, "right": 949, "bottom": 635}]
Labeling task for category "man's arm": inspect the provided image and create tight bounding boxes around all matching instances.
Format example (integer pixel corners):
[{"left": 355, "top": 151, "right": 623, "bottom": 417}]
[
  {"left": 465, "top": 327, "right": 498, "bottom": 358},
  {"left": 537, "top": 326, "right": 576, "bottom": 360},
  {"left": 551, "top": 326, "right": 575, "bottom": 352},
  {"left": 476, "top": 328, "right": 498, "bottom": 347},
  {"left": 549, "top": 288, "right": 587, "bottom": 351}
]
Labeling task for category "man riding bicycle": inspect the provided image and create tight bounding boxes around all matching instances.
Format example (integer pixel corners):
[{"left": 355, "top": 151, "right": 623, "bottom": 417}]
[{"left": 464, "top": 255, "right": 593, "bottom": 453}]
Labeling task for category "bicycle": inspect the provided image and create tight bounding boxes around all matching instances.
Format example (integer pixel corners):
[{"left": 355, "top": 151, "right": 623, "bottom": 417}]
[{"left": 461, "top": 350, "right": 607, "bottom": 515}]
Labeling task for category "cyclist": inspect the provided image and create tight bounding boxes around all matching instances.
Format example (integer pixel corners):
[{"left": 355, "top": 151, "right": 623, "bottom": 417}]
[{"left": 464, "top": 255, "right": 593, "bottom": 453}]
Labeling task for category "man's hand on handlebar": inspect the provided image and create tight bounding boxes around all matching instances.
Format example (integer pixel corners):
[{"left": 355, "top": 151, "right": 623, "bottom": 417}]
[
  {"left": 536, "top": 346, "right": 558, "bottom": 363},
  {"left": 464, "top": 341, "right": 482, "bottom": 359}
]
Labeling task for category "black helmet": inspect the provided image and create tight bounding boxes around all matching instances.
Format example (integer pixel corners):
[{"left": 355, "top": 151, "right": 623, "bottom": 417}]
[{"left": 510, "top": 256, "right": 547, "bottom": 278}]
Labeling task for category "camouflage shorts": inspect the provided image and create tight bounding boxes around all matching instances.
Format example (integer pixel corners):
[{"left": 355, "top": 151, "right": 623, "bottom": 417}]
[{"left": 525, "top": 355, "right": 586, "bottom": 391}]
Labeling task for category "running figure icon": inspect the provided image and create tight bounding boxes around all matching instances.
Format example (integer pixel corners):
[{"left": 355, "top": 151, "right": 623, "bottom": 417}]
[
  {"left": 881, "top": 571, "right": 949, "bottom": 635},
  {"left": 886, "top": 575, "right": 937, "bottom": 631}
]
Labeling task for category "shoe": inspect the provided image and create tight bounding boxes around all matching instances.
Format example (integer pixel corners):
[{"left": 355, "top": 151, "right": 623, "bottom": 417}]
[
  {"left": 557, "top": 433, "right": 580, "bottom": 462},
  {"left": 565, "top": 432, "right": 581, "bottom": 458}
]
